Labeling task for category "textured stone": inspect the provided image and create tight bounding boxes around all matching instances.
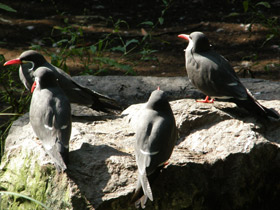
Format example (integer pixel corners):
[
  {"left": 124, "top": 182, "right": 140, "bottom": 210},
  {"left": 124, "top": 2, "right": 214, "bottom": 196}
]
[{"left": 1, "top": 76, "right": 280, "bottom": 210}]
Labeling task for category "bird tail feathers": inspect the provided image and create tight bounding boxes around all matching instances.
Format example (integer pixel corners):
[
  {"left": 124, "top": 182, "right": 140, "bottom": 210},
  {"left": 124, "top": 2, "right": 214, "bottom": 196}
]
[
  {"left": 135, "top": 195, "right": 148, "bottom": 209},
  {"left": 245, "top": 92, "right": 279, "bottom": 119},
  {"left": 232, "top": 90, "right": 280, "bottom": 119},
  {"left": 131, "top": 164, "right": 166, "bottom": 207},
  {"left": 44, "top": 145, "right": 67, "bottom": 172},
  {"left": 140, "top": 173, "right": 153, "bottom": 201}
]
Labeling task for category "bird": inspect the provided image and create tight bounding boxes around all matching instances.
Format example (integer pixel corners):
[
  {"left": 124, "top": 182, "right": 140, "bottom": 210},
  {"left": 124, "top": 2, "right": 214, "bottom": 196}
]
[
  {"left": 178, "top": 31, "right": 279, "bottom": 119},
  {"left": 29, "top": 66, "right": 72, "bottom": 172},
  {"left": 131, "top": 89, "right": 177, "bottom": 208},
  {"left": 4, "top": 50, "right": 121, "bottom": 113}
]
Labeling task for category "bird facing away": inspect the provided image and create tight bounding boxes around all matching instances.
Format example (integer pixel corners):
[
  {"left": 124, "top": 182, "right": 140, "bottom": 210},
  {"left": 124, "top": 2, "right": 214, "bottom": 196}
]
[
  {"left": 131, "top": 89, "right": 177, "bottom": 208},
  {"left": 4, "top": 50, "right": 121, "bottom": 113},
  {"left": 29, "top": 67, "right": 72, "bottom": 171},
  {"left": 178, "top": 31, "right": 279, "bottom": 119}
]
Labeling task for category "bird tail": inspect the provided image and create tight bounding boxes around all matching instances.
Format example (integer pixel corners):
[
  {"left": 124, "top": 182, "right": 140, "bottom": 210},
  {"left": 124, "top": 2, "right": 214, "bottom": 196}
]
[
  {"left": 44, "top": 143, "right": 68, "bottom": 172},
  {"left": 233, "top": 92, "right": 279, "bottom": 119},
  {"left": 131, "top": 165, "right": 165, "bottom": 208},
  {"left": 90, "top": 92, "right": 123, "bottom": 113},
  {"left": 72, "top": 81, "right": 122, "bottom": 113}
]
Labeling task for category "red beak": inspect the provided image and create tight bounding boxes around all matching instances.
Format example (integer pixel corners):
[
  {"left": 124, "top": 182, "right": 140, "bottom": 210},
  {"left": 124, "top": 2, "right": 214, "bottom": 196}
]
[
  {"left": 3, "top": 58, "right": 22, "bottom": 66},
  {"left": 157, "top": 86, "right": 160, "bottom": 90},
  {"left": 178, "top": 34, "right": 189, "bottom": 41},
  {"left": 31, "top": 81, "right": 36, "bottom": 93}
]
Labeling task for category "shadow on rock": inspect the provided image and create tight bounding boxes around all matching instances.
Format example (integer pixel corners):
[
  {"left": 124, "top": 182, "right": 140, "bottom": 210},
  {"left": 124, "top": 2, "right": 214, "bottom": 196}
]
[
  {"left": 67, "top": 143, "right": 131, "bottom": 209},
  {"left": 117, "top": 143, "right": 280, "bottom": 210},
  {"left": 72, "top": 114, "right": 122, "bottom": 123}
]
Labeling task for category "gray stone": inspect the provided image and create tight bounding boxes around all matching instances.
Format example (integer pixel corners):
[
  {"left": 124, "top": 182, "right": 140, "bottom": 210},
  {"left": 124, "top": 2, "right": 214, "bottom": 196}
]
[
  {"left": 1, "top": 76, "right": 280, "bottom": 210},
  {"left": 73, "top": 76, "right": 280, "bottom": 105}
]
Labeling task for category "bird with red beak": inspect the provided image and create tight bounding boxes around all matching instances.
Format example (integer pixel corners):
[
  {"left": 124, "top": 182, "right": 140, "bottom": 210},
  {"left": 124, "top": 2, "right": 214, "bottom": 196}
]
[
  {"left": 29, "top": 66, "right": 71, "bottom": 171},
  {"left": 4, "top": 50, "right": 121, "bottom": 113},
  {"left": 178, "top": 31, "right": 279, "bottom": 119}
]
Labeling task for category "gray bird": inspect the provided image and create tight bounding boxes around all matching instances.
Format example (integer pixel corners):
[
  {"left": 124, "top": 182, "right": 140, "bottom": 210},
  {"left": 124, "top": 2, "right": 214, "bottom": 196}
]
[
  {"left": 30, "top": 67, "right": 71, "bottom": 171},
  {"left": 131, "top": 89, "right": 177, "bottom": 208},
  {"left": 178, "top": 31, "right": 279, "bottom": 119},
  {"left": 4, "top": 50, "right": 121, "bottom": 113}
]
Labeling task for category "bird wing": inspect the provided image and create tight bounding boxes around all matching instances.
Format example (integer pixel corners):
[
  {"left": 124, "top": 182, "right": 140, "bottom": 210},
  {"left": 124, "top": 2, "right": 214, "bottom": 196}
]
[
  {"left": 45, "top": 62, "right": 121, "bottom": 112},
  {"left": 40, "top": 104, "right": 68, "bottom": 171},
  {"left": 135, "top": 110, "right": 176, "bottom": 201},
  {"left": 135, "top": 111, "right": 160, "bottom": 202},
  {"left": 200, "top": 51, "right": 248, "bottom": 99}
]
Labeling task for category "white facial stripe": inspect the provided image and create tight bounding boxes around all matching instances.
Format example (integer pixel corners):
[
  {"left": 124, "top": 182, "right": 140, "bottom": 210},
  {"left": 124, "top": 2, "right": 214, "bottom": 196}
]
[
  {"left": 22, "top": 61, "right": 35, "bottom": 71},
  {"left": 140, "top": 149, "right": 159, "bottom": 156}
]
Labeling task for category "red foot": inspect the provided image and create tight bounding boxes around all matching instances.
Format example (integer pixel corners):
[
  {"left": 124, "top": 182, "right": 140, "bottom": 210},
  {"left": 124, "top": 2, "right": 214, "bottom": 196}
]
[{"left": 196, "top": 96, "right": 214, "bottom": 103}]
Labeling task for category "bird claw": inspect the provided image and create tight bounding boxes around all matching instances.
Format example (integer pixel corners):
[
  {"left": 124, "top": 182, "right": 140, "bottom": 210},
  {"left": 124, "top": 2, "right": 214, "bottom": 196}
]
[{"left": 196, "top": 96, "right": 214, "bottom": 103}]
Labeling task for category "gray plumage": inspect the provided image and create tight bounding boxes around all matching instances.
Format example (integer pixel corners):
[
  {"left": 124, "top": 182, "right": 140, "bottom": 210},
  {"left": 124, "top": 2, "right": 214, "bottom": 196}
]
[
  {"left": 30, "top": 67, "right": 71, "bottom": 171},
  {"left": 178, "top": 31, "right": 279, "bottom": 119},
  {"left": 131, "top": 89, "right": 177, "bottom": 208},
  {"left": 4, "top": 50, "right": 121, "bottom": 112}
]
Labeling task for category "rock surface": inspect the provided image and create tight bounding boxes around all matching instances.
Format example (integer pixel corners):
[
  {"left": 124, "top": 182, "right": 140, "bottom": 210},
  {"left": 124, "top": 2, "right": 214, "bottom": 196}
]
[{"left": 1, "top": 76, "right": 280, "bottom": 210}]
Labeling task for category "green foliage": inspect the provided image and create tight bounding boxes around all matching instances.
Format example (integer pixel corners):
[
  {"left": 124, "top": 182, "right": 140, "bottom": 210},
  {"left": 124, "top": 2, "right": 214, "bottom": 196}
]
[
  {"left": 0, "top": 153, "right": 51, "bottom": 210},
  {"left": 0, "top": 55, "right": 30, "bottom": 159},
  {"left": 229, "top": 1, "right": 279, "bottom": 46},
  {"left": 30, "top": 0, "right": 173, "bottom": 74},
  {"left": 0, "top": 191, "right": 50, "bottom": 210},
  {"left": 31, "top": 17, "right": 137, "bottom": 75},
  {"left": 0, "top": 3, "right": 17, "bottom": 12},
  {"left": 0, "top": 150, "right": 71, "bottom": 209}
]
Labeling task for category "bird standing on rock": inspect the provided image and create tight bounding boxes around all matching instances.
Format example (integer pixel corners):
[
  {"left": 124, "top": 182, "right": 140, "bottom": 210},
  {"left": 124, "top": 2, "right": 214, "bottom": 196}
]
[
  {"left": 4, "top": 50, "right": 121, "bottom": 113},
  {"left": 178, "top": 31, "right": 279, "bottom": 119},
  {"left": 131, "top": 89, "right": 177, "bottom": 208},
  {"left": 30, "top": 67, "right": 71, "bottom": 171}
]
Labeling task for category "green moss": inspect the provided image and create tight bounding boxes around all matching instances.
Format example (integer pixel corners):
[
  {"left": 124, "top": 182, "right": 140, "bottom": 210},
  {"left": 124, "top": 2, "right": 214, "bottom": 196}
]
[{"left": 0, "top": 149, "right": 71, "bottom": 209}]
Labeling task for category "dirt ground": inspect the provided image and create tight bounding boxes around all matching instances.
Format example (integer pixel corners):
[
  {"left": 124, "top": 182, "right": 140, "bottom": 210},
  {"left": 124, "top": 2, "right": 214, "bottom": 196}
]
[{"left": 0, "top": 0, "right": 279, "bottom": 79}]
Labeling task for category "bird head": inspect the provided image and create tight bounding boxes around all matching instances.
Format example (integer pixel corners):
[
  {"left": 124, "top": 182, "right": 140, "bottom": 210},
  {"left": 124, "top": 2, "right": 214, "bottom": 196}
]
[
  {"left": 178, "top": 31, "right": 211, "bottom": 53},
  {"left": 31, "top": 67, "right": 58, "bottom": 93},
  {"left": 4, "top": 50, "right": 47, "bottom": 71}
]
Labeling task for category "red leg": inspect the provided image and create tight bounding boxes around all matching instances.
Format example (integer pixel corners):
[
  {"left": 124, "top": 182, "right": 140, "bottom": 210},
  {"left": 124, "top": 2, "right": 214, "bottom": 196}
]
[{"left": 196, "top": 96, "right": 214, "bottom": 103}]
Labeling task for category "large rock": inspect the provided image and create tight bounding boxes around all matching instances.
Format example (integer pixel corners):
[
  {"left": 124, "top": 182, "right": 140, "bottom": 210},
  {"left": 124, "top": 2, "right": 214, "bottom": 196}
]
[{"left": 1, "top": 76, "right": 280, "bottom": 210}]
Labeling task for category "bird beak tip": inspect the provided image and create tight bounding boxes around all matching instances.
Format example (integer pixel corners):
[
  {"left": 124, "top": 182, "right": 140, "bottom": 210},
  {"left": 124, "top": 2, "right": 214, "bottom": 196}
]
[
  {"left": 178, "top": 34, "right": 189, "bottom": 41},
  {"left": 3, "top": 58, "right": 22, "bottom": 66}
]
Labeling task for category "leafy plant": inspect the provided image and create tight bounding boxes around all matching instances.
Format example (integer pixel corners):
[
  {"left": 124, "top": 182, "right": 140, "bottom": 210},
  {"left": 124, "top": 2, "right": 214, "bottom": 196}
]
[
  {"left": 0, "top": 55, "right": 30, "bottom": 159},
  {"left": 32, "top": 16, "right": 136, "bottom": 75},
  {"left": 30, "top": 0, "right": 173, "bottom": 75},
  {"left": 108, "top": 0, "right": 173, "bottom": 61},
  {"left": 0, "top": 191, "right": 50, "bottom": 210},
  {"left": 229, "top": 1, "right": 279, "bottom": 46},
  {"left": 0, "top": 3, "right": 16, "bottom": 12}
]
